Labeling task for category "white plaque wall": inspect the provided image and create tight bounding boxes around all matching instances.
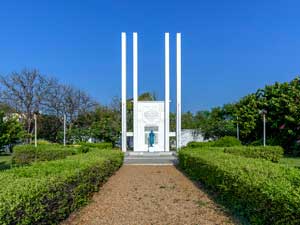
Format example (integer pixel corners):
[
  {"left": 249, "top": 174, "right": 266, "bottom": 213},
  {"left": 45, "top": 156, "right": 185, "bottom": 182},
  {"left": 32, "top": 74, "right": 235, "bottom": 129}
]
[{"left": 135, "top": 101, "right": 165, "bottom": 152}]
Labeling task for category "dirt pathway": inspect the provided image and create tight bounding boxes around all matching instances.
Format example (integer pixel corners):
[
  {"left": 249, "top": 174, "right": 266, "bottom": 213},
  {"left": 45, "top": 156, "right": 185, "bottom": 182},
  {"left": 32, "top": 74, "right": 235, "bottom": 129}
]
[{"left": 62, "top": 165, "right": 236, "bottom": 225}]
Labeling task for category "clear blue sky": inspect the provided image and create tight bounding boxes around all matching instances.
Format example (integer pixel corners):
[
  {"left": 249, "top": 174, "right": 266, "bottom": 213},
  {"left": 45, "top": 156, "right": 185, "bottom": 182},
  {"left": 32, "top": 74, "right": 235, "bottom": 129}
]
[{"left": 0, "top": 0, "right": 299, "bottom": 112}]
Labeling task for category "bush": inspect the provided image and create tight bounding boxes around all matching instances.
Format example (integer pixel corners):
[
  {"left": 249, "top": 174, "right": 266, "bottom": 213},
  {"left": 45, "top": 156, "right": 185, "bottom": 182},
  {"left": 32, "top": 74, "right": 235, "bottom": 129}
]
[
  {"left": 77, "top": 145, "right": 90, "bottom": 154},
  {"left": 0, "top": 149, "right": 123, "bottom": 224},
  {"left": 224, "top": 146, "right": 284, "bottom": 162},
  {"left": 186, "top": 141, "right": 212, "bottom": 148},
  {"left": 291, "top": 142, "right": 300, "bottom": 156},
  {"left": 179, "top": 148, "right": 300, "bottom": 224},
  {"left": 186, "top": 136, "right": 241, "bottom": 149},
  {"left": 212, "top": 136, "right": 241, "bottom": 147},
  {"left": 12, "top": 144, "right": 74, "bottom": 165},
  {"left": 80, "top": 142, "right": 113, "bottom": 149},
  {"left": 36, "top": 139, "right": 54, "bottom": 145}
]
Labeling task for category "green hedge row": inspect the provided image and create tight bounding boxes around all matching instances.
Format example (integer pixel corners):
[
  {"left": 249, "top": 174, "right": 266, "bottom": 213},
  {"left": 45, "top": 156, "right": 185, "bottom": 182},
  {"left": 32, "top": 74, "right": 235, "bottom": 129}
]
[
  {"left": 224, "top": 146, "right": 284, "bottom": 162},
  {"left": 178, "top": 148, "right": 300, "bottom": 225},
  {"left": 187, "top": 136, "right": 241, "bottom": 148},
  {"left": 0, "top": 149, "right": 123, "bottom": 225},
  {"left": 187, "top": 141, "right": 212, "bottom": 148},
  {"left": 79, "top": 142, "right": 113, "bottom": 149},
  {"left": 75, "top": 142, "right": 114, "bottom": 154},
  {"left": 12, "top": 144, "right": 75, "bottom": 165}
]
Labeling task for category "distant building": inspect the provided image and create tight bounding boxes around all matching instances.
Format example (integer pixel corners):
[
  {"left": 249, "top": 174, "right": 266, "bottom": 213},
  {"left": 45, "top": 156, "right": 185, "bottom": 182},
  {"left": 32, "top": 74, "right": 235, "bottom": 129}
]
[{"left": 181, "top": 129, "right": 206, "bottom": 147}]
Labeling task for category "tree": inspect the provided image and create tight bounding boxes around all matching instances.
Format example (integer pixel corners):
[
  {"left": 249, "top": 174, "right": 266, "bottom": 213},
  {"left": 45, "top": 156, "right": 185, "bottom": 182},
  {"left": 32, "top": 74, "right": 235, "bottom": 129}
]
[
  {"left": 0, "top": 69, "right": 98, "bottom": 144},
  {"left": 232, "top": 77, "right": 300, "bottom": 155},
  {"left": 70, "top": 97, "right": 121, "bottom": 146},
  {"left": 182, "top": 111, "right": 196, "bottom": 129},
  {"left": 0, "top": 112, "right": 24, "bottom": 150},
  {"left": 0, "top": 69, "right": 55, "bottom": 140},
  {"left": 89, "top": 106, "right": 120, "bottom": 146},
  {"left": 198, "top": 106, "right": 235, "bottom": 140},
  {"left": 37, "top": 114, "right": 62, "bottom": 143}
]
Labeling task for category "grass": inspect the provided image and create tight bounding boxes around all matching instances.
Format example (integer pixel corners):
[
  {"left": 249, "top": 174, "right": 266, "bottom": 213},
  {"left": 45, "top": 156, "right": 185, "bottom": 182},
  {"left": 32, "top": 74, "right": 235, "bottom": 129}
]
[
  {"left": 279, "top": 156, "right": 300, "bottom": 168},
  {"left": 0, "top": 154, "right": 12, "bottom": 171}
]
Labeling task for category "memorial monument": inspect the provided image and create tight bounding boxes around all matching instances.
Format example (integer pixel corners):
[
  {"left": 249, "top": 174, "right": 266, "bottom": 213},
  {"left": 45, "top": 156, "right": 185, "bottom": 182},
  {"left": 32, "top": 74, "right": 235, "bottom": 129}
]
[{"left": 121, "top": 32, "right": 181, "bottom": 152}]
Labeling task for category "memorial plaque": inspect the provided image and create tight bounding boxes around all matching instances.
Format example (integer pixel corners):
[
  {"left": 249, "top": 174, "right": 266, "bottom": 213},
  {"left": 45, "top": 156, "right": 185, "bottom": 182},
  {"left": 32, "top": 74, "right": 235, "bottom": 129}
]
[{"left": 144, "top": 109, "right": 160, "bottom": 123}]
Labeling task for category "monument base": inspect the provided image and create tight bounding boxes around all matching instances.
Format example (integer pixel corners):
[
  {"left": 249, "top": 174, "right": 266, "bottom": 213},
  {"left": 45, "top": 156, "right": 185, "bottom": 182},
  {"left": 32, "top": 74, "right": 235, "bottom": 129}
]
[{"left": 148, "top": 146, "right": 155, "bottom": 152}]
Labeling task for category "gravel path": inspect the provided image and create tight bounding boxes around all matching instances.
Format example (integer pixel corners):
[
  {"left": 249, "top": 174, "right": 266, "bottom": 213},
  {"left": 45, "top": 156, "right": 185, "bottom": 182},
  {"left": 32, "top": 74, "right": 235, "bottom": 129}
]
[{"left": 62, "top": 165, "right": 237, "bottom": 225}]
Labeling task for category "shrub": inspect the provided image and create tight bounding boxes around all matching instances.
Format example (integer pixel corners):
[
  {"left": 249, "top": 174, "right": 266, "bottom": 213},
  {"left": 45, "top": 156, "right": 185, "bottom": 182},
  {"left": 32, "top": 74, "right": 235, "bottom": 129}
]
[
  {"left": 186, "top": 141, "right": 212, "bottom": 148},
  {"left": 186, "top": 136, "right": 241, "bottom": 149},
  {"left": 0, "top": 149, "right": 123, "bottom": 224},
  {"left": 249, "top": 139, "right": 262, "bottom": 146},
  {"left": 12, "top": 144, "right": 74, "bottom": 165},
  {"left": 212, "top": 136, "right": 241, "bottom": 147},
  {"left": 80, "top": 142, "right": 113, "bottom": 149},
  {"left": 36, "top": 139, "right": 54, "bottom": 145},
  {"left": 178, "top": 148, "right": 300, "bottom": 225},
  {"left": 291, "top": 142, "right": 300, "bottom": 156},
  {"left": 77, "top": 145, "right": 90, "bottom": 154},
  {"left": 224, "top": 146, "right": 284, "bottom": 162}
]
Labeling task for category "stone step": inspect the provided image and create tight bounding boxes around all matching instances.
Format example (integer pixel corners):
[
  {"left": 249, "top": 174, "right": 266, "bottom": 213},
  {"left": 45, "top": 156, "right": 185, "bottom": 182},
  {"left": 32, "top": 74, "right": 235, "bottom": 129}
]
[
  {"left": 125, "top": 151, "right": 177, "bottom": 157},
  {"left": 124, "top": 152, "right": 178, "bottom": 165}
]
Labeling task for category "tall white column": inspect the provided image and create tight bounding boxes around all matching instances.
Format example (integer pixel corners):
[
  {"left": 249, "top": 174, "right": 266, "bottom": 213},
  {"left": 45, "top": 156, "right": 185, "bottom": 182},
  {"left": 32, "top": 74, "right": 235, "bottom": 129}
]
[
  {"left": 121, "top": 32, "right": 127, "bottom": 152},
  {"left": 133, "top": 32, "right": 138, "bottom": 151},
  {"left": 63, "top": 114, "right": 66, "bottom": 146},
  {"left": 164, "top": 33, "right": 170, "bottom": 152},
  {"left": 34, "top": 114, "right": 37, "bottom": 147},
  {"left": 176, "top": 33, "right": 182, "bottom": 150}
]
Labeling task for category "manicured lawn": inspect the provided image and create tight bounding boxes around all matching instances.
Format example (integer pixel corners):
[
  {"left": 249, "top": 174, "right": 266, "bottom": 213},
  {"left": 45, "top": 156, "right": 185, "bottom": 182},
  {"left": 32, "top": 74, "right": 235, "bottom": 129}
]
[
  {"left": 279, "top": 157, "right": 300, "bottom": 168},
  {"left": 0, "top": 154, "right": 12, "bottom": 171}
]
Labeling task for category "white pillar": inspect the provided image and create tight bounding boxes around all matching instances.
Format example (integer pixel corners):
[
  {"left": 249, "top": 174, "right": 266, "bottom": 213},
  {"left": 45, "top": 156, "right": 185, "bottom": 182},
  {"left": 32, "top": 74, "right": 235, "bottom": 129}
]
[
  {"left": 236, "top": 116, "right": 239, "bottom": 141},
  {"left": 176, "top": 33, "right": 182, "bottom": 150},
  {"left": 133, "top": 32, "right": 138, "bottom": 151},
  {"left": 164, "top": 33, "right": 170, "bottom": 152},
  {"left": 121, "top": 32, "right": 127, "bottom": 152},
  {"left": 63, "top": 114, "right": 66, "bottom": 146},
  {"left": 34, "top": 114, "right": 37, "bottom": 147},
  {"left": 263, "top": 114, "right": 266, "bottom": 147}
]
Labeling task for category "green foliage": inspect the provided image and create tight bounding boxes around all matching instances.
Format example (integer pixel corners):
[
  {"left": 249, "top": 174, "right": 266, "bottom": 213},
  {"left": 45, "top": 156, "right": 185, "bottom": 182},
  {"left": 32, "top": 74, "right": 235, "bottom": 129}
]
[
  {"left": 213, "top": 136, "right": 241, "bottom": 147},
  {"left": 279, "top": 157, "right": 300, "bottom": 168},
  {"left": 0, "top": 150, "right": 123, "bottom": 224},
  {"left": 138, "top": 92, "right": 157, "bottom": 101},
  {"left": 186, "top": 141, "right": 212, "bottom": 148},
  {"left": 74, "top": 106, "right": 121, "bottom": 146},
  {"left": 36, "top": 139, "right": 54, "bottom": 145},
  {"left": 57, "top": 128, "right": 91, "bottom": 144},
  {"left": 37, "top": 114, "right": 62, "bottom": 143},
  {"left": 182, "top": 111, "right": 198, "bottom": 129},
  {"left": 80, "top": 142, "right": 113, "bottom": 149},
  {"left": 12, "top": 144, "right": 74, "bottom": 165},
  {"left": 0, "top": 155, "right": 12, "bottom": 171},
  {"left": 179, "top": 148, "right": 300, "bottom": 224},
  {"left": 90, "top": 112, "right": 120, "bottom": 147},
  {"left": 76, "top": 142, "right": 114, "bottom": 154},
  {"left": 0, "top": 112, "right": 24, "bottom": 150},
  {"left": 77, "top": 145, "right": 90, "bottom": 154},
  {"left": 235, "top": 77, "right": 300, "bottom": 155},
  {"left": 224, "top": 146, "right": 284, "bottom": 162},
  {"left": 198, "top": 105, "right": 236, "bottom": 139},
  {"left": 186, "top": 136, "right": 241, "bottom": 148}
]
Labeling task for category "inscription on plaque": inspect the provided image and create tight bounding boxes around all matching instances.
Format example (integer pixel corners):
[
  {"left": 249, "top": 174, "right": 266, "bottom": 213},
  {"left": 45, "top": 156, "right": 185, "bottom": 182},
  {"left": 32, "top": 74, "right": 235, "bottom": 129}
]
[{"left": 144, "top": 109, "right": 160, "bottom": 123}]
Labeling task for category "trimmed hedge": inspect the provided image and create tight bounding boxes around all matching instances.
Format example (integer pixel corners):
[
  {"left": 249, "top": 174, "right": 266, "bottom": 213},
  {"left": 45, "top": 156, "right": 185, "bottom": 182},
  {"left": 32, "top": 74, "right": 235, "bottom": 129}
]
[
  {"left": 179, "top": 148, "right": 300, "bottom": 224},
  {"left": 0, "top": 149, "right": 123, "bottom": 224},
  {"left": 224, "top": 146, "right": 284, "bottom": 162},
  {"left": 79, "top": 142, "right": 113, "bottom": 149},
  {"left": 187, "top": 136, "right": 241, "bottom": 148},
  {"left": 12, "top": 144, "right": 74, "bottom": 165},
  {"left": 187, "top": 141, "right": 212, "bottom": 148}
]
